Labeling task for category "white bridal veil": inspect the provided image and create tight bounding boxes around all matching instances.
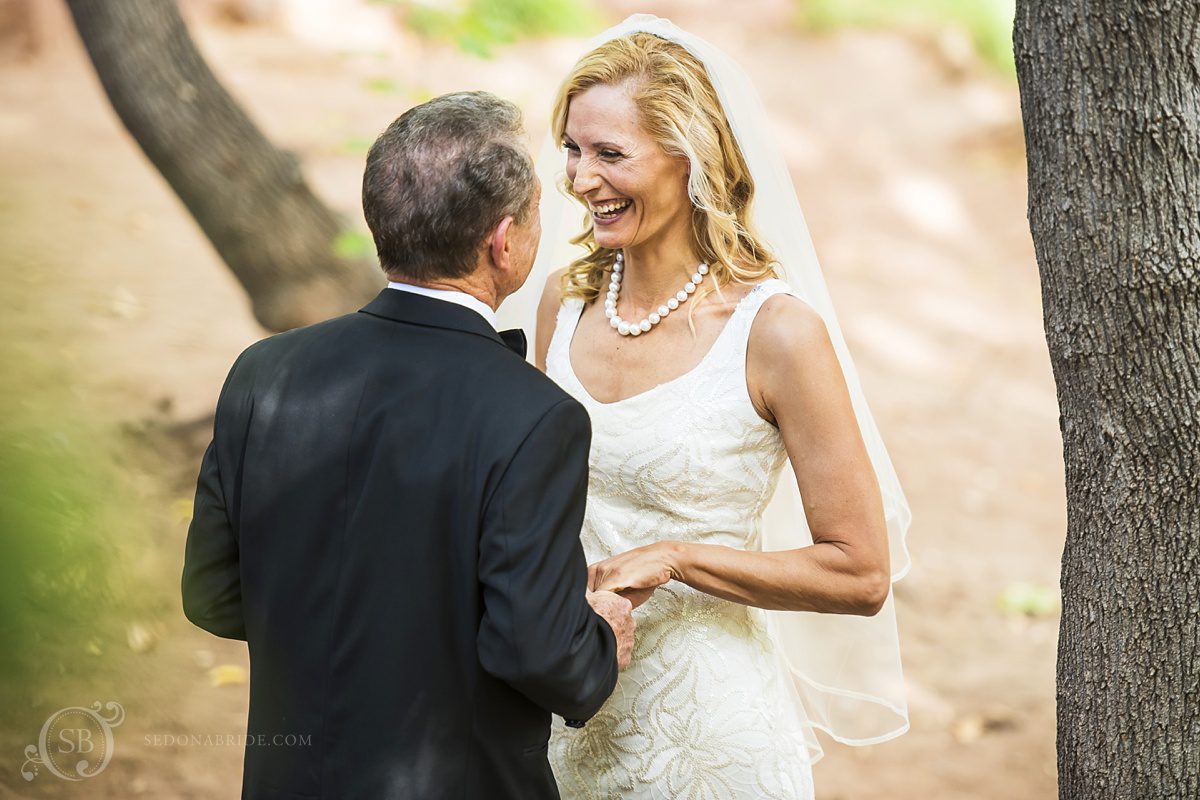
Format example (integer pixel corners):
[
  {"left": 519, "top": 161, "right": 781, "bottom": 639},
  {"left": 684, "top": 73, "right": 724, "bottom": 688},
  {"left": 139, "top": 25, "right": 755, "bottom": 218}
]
[{"left": 498, "top": 13, "right": 913, "bottom": 763}]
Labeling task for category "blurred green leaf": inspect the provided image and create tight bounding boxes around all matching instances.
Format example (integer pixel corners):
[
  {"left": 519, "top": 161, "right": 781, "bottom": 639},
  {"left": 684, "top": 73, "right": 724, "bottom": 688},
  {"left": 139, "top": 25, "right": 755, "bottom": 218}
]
[
  {"left": 333, "top": 230, "right": 377, "bottom": 261},
  {"left": 364, "top": 77, "right": 405, "bottom": 94},
  {"left": 996, "top": 581, "right": 1059, "bottom": 617},
  {"left": 339, "top": 136, "right": 374, "bottom": 155}
]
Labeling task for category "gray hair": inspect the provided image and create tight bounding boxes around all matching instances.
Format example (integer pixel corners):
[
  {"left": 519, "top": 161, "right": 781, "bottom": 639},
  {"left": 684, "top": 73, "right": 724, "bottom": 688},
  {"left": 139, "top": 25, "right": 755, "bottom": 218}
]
[{"left": 362, "top": 91, "right": 537, "bottom": 281}]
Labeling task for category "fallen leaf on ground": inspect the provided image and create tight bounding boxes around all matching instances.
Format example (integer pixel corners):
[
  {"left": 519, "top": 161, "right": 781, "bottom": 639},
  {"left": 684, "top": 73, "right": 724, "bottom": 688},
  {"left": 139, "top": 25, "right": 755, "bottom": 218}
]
[
  {"left": 127, "top": 622, "right": 157, "bottom": 653},
  {"left": 952, "top": 713, "right": 984, "bottom": 744},
  {"left": 952, "top": 705, "right": 1021, "bottom": 744},
  {"left": 172, "top": 498, "right": 194, "bottom": 523},
  {"left": 208, "top": 664, "right": 247, "bottom": 687}
]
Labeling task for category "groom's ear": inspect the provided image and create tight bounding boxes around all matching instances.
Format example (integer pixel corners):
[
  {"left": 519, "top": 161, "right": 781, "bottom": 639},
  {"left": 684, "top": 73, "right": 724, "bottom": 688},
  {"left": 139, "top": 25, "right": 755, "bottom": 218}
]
[{"left": 488, "top": 215, "right": 516, "bottom": 270}]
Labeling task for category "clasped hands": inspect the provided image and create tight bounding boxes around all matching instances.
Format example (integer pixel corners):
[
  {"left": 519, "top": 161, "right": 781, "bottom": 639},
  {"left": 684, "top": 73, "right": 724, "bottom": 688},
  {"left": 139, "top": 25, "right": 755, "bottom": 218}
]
[
  {"left": 589, "top": 541, "right": 683, "bottom": 608},
  {"left": 584, "top": 542, "right": 683, "bottom": 671}
]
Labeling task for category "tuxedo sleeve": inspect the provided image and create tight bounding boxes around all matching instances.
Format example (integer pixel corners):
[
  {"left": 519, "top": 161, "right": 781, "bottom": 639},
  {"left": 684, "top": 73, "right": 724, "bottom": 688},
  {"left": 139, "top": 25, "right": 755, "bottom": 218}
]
[
  {"left": 477, "top": 397, "right": 618, "bottom": 721},
  {"left": 181, "top": 357, "right": 248, "bottom": 641}
]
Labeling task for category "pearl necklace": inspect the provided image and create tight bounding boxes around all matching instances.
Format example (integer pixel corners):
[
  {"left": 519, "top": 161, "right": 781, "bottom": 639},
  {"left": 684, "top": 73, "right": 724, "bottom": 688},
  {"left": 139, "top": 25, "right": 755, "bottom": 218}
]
[{"left": 604, "top": 252, "right": 710, "bottom": 336}]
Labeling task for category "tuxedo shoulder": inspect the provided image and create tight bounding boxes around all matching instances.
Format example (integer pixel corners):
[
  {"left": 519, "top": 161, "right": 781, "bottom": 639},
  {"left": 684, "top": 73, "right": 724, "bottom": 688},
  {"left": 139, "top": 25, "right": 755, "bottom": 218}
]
[
  {"left": 473, "top": 345, "right": 583, "bottom": 417},
  {"left": 224, "top": 312, "right": 352, "bottom": 369},
  {"left": 244, "top": 312, "right": 358, "bottom": 353}
]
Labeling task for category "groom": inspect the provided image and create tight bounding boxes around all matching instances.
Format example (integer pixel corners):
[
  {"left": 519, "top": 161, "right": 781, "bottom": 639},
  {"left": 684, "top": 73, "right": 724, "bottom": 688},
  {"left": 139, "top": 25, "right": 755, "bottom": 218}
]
[{"left": 182, "top": 91, "right": 633, "bottom": 799}]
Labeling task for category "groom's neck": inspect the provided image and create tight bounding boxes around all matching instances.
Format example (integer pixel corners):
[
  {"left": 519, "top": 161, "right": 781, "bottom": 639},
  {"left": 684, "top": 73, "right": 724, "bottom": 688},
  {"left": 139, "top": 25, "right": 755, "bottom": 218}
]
[{"left": 387, "top": 269, "right": 500, "bottom": 312}]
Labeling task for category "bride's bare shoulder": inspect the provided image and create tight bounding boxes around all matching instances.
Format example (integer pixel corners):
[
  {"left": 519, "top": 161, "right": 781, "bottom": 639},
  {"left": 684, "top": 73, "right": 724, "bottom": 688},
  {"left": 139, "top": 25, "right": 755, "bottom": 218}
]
[
  {"left": 536, "top": 268, "right": 570, "bottom": 325},
  {"left": 541, "top": 267, "right": 570, "bottom": 304},
  {"left": 752, "top": 291, "right": 827, "bottom": 352},
  {"left": 742, "top": 290, "right": 836, "bottom": 423},
  {"left": 534, "top": 267, "right": 571, "bottom": 371}
]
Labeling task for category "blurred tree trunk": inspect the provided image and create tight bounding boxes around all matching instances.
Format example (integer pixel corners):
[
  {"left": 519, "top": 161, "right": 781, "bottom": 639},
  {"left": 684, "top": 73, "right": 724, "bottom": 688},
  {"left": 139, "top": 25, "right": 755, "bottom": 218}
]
[
  {"left": 1014, "top": 2, "right": 1200, "bottom": 798},
  {"left": 64, "top": 0, "right": 382, "bottom": 331}
]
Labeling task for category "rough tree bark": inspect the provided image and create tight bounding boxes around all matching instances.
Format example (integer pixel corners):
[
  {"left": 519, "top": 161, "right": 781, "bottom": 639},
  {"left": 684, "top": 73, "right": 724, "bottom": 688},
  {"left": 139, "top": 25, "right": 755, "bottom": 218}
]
[
  {"left": 65, "top": 0, "right": 382, "bottom": 331},
  {"left": 1014, "top": 3, "right": 1200, "bottom": 798}
]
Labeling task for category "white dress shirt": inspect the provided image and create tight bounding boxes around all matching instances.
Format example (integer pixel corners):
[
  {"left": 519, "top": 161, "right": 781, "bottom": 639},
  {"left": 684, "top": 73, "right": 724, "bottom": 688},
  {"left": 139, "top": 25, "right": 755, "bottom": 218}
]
[{"left": 386, "top": 281, "right": 498, "bottom": 331}]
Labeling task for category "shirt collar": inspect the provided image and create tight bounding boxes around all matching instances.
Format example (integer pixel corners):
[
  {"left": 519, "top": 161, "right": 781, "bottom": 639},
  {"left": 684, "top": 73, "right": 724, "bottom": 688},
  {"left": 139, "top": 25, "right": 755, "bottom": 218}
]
[{"left": 386, "top": 281, "right": 498, "bottom": 331}]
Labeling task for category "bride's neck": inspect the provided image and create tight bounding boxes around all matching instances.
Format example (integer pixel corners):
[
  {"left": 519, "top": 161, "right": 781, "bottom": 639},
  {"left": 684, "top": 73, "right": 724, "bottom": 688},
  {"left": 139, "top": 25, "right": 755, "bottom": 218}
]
[{"left": 617, "top": 234, "right": 704, "bottom": 312}]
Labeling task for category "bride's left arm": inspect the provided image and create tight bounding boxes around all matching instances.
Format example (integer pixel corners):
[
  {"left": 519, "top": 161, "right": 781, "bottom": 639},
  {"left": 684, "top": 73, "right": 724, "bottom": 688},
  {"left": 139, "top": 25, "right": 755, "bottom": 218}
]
[{"left": 590, "top": 294, "right": 891, "bottom": 616}]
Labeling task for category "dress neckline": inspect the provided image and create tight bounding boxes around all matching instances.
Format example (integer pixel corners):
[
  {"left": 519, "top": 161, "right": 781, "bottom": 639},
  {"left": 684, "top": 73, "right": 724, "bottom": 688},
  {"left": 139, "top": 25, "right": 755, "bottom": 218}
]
[{"left": 565, "top": 280, "right": 775, "bottom": 408}]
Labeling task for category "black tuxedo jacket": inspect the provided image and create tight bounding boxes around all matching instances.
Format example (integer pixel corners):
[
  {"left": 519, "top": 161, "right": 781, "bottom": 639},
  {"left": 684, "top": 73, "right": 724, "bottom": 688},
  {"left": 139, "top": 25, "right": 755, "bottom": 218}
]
[{"left": 182, "top": 289, "right": 617, "bottom": 799}]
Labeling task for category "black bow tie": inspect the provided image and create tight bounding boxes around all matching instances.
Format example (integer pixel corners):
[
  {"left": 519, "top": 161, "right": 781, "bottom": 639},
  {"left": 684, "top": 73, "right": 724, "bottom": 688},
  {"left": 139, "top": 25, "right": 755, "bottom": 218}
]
[{"left": 499, "top": 328, "right": 527, "bottom": 359}]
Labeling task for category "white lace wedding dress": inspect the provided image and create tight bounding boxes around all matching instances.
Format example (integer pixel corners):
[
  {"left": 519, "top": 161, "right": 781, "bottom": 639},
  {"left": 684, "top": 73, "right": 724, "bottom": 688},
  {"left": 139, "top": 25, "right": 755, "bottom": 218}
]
[{"left": 545, "top": 279, "right": 816, "bottom": 800}]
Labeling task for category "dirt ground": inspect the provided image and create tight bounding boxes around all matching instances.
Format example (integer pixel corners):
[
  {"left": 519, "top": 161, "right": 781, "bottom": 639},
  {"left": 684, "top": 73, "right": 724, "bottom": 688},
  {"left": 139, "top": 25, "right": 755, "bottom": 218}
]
[{"left": 0, "top": 1, "right": 1062, "bottom": 798}]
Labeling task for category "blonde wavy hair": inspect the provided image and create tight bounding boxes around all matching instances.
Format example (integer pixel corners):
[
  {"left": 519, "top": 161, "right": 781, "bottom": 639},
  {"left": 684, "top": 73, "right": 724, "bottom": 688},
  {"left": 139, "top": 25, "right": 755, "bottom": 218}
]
[{"left": 551, "top": 33, "right": 778, "bottom": 311}]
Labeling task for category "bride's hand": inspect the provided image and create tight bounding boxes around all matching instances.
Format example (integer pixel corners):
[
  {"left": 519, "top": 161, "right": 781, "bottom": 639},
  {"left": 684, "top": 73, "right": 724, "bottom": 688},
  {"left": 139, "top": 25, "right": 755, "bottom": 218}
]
[{"left": 588, "top": 542, "right": 683, "bottom": 609}]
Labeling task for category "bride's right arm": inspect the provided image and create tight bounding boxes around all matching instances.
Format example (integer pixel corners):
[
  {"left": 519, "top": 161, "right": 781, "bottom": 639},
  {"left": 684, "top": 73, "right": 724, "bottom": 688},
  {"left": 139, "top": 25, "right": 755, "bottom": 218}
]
[{"left": 534, "top": 267, "right": 568, "bottom": 372}]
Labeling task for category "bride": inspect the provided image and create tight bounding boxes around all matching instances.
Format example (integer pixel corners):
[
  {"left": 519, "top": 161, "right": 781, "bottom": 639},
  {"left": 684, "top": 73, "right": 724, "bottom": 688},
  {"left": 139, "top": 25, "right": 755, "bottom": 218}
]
[{"left": 507, "top": 14, "right": 913, "bottom": 799}]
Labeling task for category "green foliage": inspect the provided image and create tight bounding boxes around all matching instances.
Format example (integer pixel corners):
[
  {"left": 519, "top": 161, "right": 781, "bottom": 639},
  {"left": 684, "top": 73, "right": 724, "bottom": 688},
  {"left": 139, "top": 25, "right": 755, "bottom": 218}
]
[
  {"left": 333, "top": 229, "right": 377, "bottom": 261},
  {"left": 339, "top": 136, "right": 375, "bottom": 155},
  {"left": 362, "top": 77, "right": 433, "bottom": 102},
  {"left": 0, "top": 325, "right": 162, "bottom": 719},
  {"left": 363, "top": 76, "right": 406, "bottom": 94},
  {"left": 0, "top": 415, "right": 139, "bottom": 688},
  {"left": 399, "top": 0, "right": 602, "bottom": 58},
  {"left": 797, "top": 0, "right": 1016, "bottom": 75},
  {"left": 997, "top": 581, "right": 1059, "bottom": 617}
]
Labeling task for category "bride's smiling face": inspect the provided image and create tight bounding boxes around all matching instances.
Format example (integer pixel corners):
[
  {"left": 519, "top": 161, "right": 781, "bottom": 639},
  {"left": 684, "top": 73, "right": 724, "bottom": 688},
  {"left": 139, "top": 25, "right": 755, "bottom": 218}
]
[{"left": 563, "top": 82, "right": 692, "bottom": 252}]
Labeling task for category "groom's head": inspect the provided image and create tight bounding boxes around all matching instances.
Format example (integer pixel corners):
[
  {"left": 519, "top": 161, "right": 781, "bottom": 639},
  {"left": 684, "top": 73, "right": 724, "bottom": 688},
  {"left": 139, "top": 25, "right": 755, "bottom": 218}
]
[{"left": 362, "top": 92, "right": 541, "bottom": 302}]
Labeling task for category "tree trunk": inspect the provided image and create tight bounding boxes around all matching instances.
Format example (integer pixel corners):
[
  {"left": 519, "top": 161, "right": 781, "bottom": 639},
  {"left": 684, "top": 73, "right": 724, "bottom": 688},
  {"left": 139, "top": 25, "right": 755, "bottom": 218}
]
[
  {"left": 65, "top": 0, "right": 382, "bottom": 331},
  {"left": 1014, "top": 3, "right": 1200, "bottom": 797}
]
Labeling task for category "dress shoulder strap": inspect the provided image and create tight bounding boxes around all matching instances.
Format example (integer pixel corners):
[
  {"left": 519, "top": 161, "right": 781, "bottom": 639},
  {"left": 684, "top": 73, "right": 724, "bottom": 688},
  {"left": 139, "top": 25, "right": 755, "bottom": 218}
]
[{"left": 725, "top": 278, "right": 796, "bottom": 353}]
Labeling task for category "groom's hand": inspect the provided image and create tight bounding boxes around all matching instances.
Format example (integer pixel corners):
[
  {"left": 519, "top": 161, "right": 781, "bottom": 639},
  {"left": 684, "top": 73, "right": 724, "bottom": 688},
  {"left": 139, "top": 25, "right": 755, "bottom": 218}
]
[{"left": 586, "top": 590, "right": 635, "bottom": 671}]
